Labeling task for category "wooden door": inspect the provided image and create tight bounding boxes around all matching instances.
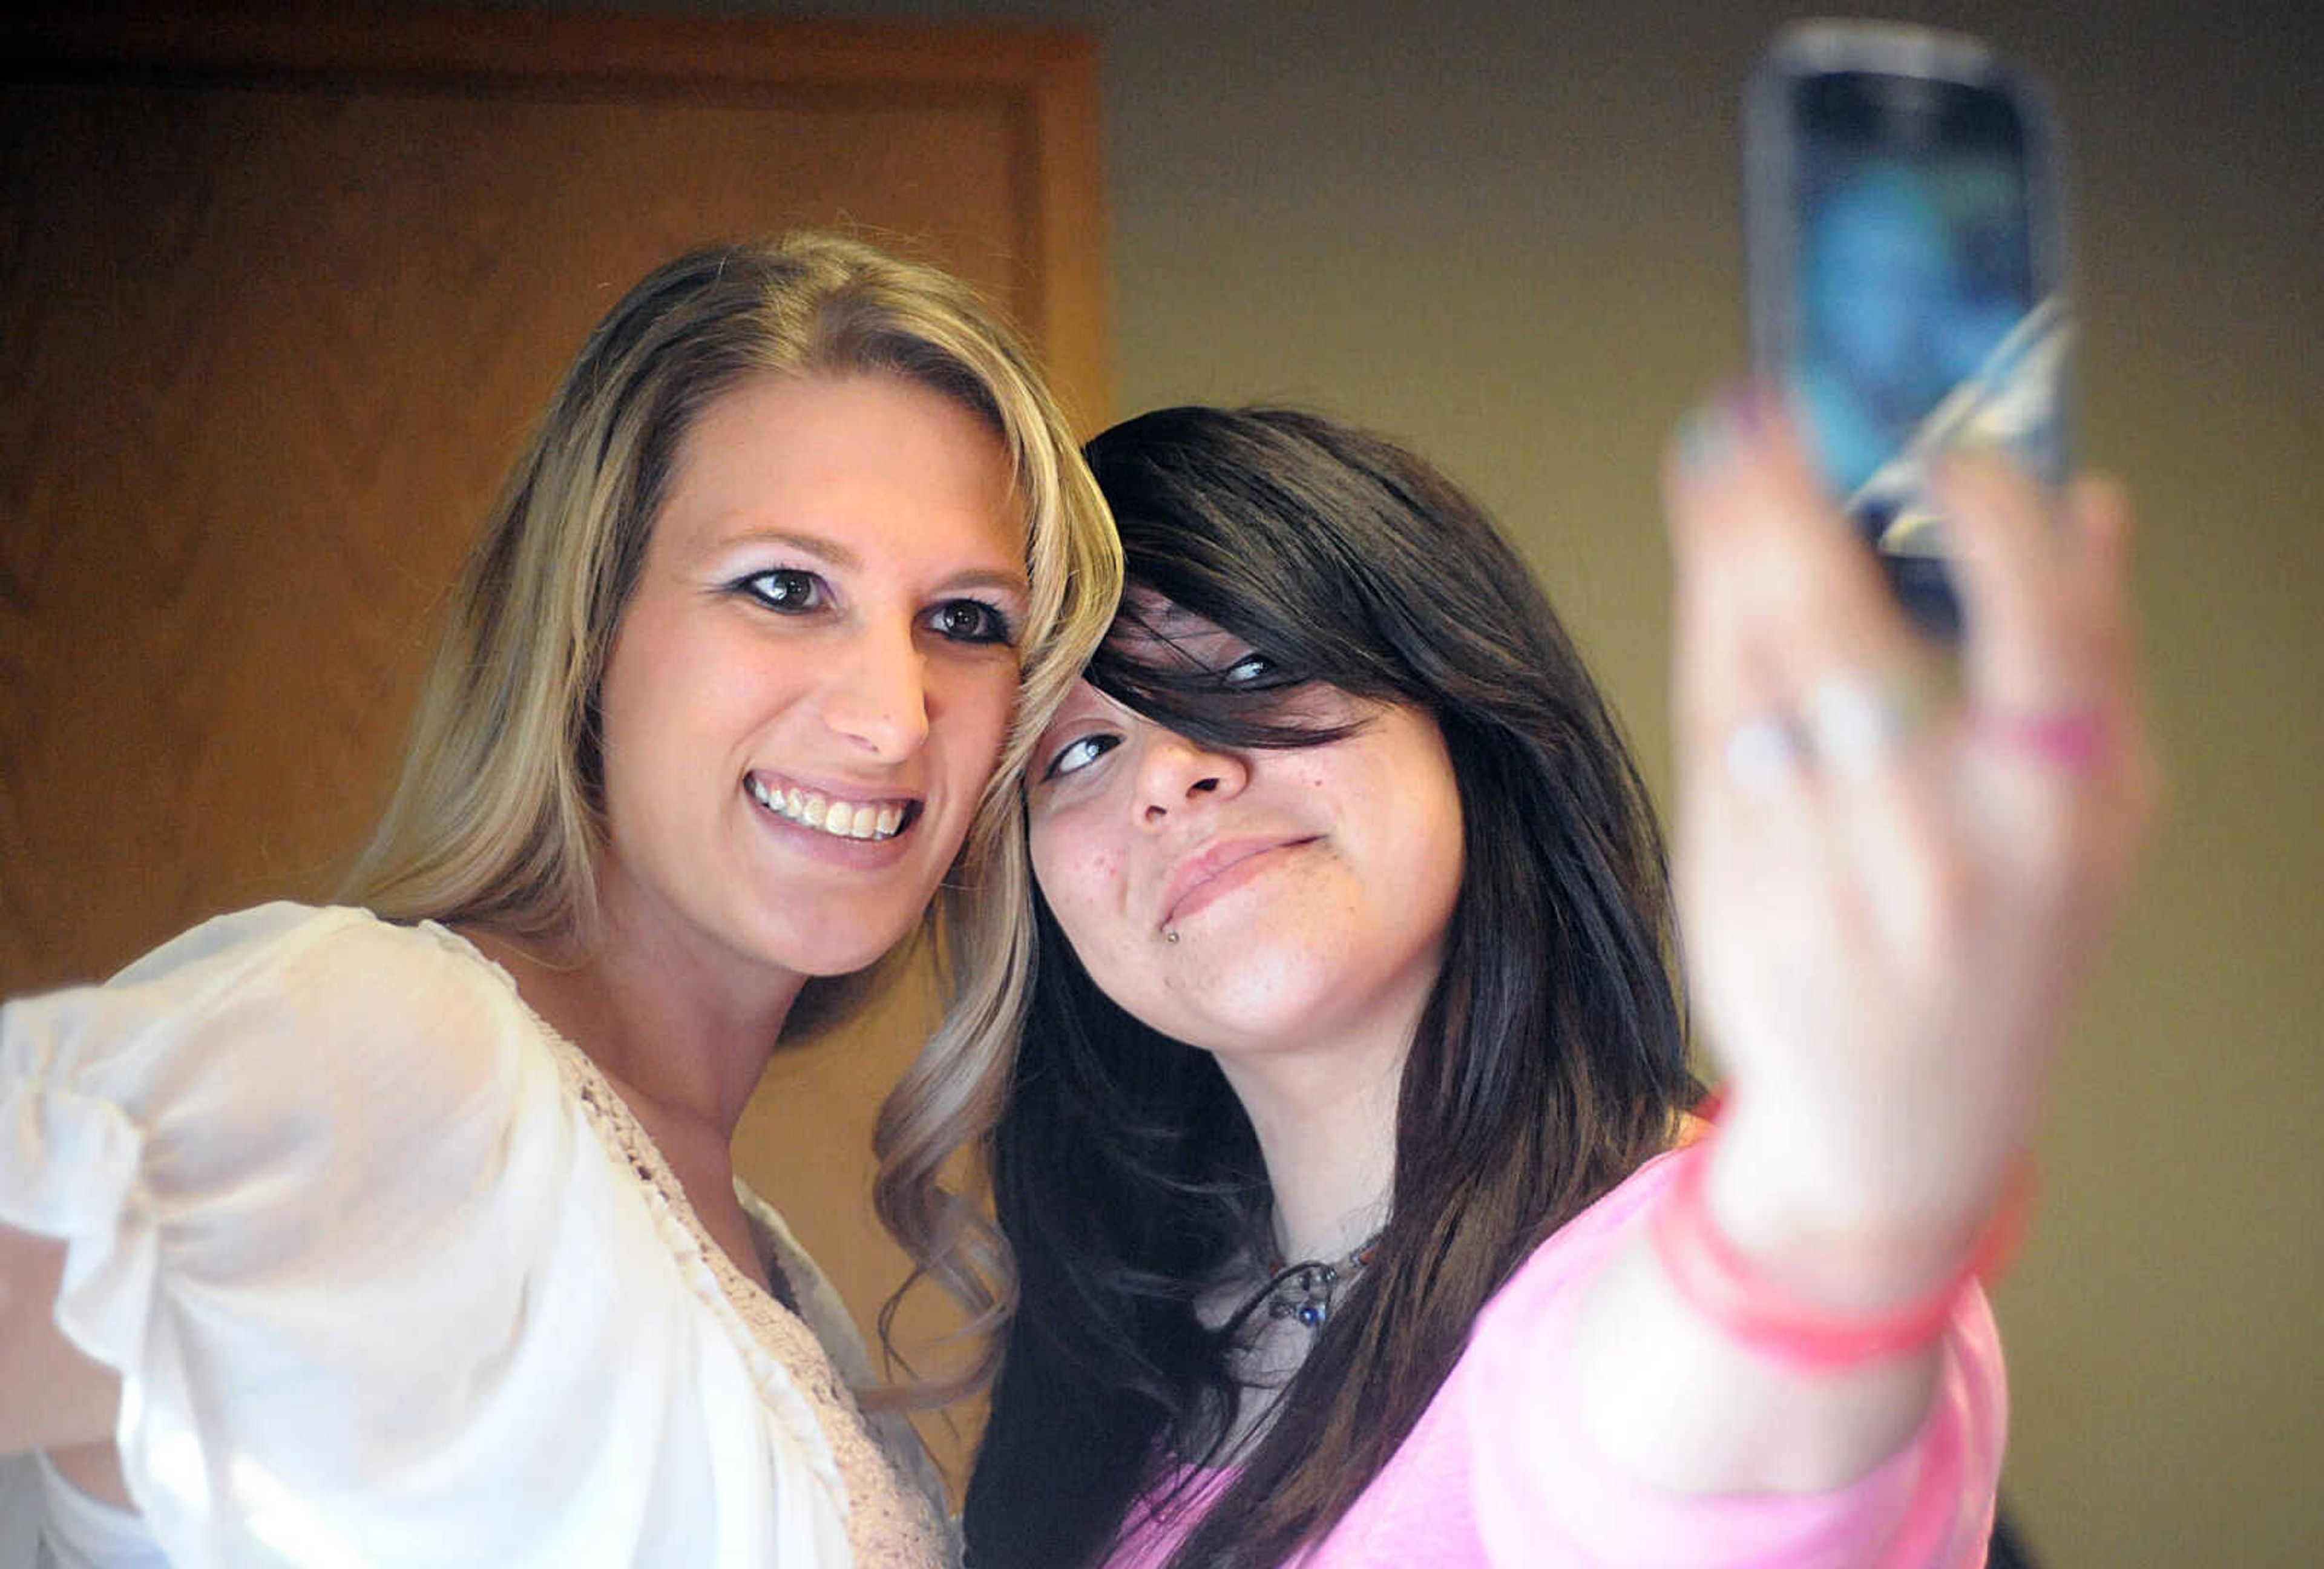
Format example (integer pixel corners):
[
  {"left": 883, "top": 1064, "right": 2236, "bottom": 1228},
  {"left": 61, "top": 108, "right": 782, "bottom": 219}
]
[{"left": 1, "top": 5, "right": 1104, "bottom": 1474}]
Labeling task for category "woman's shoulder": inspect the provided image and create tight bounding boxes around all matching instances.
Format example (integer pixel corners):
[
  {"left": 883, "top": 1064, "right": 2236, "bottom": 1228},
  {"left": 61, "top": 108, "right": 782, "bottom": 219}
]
[
  {"left": 35, "top": 901, "right": 529, "bottom": 1042},
  {"left": 1518, "top": 1147, "right": 1693, "bottom": 1280},
  {"left": 108, "top": 900, "right": 513, "bottom": 1004},
  {"left": 5, "top": 901, "right": 556, "bottom": 1143},
  {"left": 107, "top": 900, "right": 374, "bottom": 978},
  {"left": 1452, "top": 1145, "right": 1702, "bottom": 1352}
]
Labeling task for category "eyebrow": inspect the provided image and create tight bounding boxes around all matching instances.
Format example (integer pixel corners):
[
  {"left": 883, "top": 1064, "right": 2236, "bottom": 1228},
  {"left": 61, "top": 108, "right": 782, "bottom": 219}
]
[
  {"left": 1028, "top": 685, "right": 1121, "bottom": 748},
  {"left": 1112, "top": 604, "right": 1239, "bottom": 663},
  {"left": 1114, "top": 595, "right": 1207, "bottom": 638},
  {"left": 728, "top": 527, "right": 1030, "bottom": 601},
  {"left": 740, "top": 527, "right": 865, "bottom": 570}
]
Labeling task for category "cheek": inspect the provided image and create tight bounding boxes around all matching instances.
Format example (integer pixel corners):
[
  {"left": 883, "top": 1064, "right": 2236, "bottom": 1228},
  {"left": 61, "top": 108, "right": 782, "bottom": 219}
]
[
  {"left": 1029, "top": 827, "right": 1128, "bottom": 946},
  {"left": 950, "top": 665, "right": 1024, "bottom": 768},
  {"left": 602, "top": 608, "right": 752, "bottom": 751},
  {"left": 594, "top": 640, "right": 682, "bottom": 810},
  {"left": 1402, "top": 781, "right": 1467, "bottom": 919},
  {"left": 919, "top": 669, "right": 1020, "bottom": 825}
]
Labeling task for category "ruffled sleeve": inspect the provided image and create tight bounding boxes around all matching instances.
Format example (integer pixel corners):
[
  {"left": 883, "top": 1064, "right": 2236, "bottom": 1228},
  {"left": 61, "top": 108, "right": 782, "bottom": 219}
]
[
  {"left": 1, "top": 903, "right": 861, "bottom": 1568},
  {"left": 1460, "top": 1151, "right": 2005, "bottom": 1568}
]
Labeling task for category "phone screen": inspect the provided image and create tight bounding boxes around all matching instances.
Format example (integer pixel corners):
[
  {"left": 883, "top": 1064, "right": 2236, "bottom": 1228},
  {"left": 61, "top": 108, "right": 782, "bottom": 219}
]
[{"left": 1768, "top": 61, "right": 2068, "bottom": 631}]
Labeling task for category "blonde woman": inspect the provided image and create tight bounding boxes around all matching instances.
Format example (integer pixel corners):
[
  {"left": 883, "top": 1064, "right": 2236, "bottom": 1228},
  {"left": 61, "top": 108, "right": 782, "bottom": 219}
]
[{"left": 0, "top": 233, "right": 1120, "bottom": 1567}]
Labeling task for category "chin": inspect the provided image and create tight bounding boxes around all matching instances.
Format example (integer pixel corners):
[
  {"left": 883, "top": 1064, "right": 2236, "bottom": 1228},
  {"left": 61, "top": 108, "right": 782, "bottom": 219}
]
[
  {"left": 1175, "top": 974, "right": 1339, "bottom": 1054},
  {"left": 748, "top": 904, "right": 926, "bottom": 981},
  {"left": 1184, "top": 940, "right": 1438, "bottom": 1061},
  {"left": 786, "top": 930, "right": 917, "bottom": 981}
]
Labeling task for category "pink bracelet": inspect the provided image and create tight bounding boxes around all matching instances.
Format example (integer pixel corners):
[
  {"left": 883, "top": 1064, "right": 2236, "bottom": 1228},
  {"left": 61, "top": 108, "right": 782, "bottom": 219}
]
[{"left": 1648, "top": 1129, "right": 2032, "bottom": 1371}]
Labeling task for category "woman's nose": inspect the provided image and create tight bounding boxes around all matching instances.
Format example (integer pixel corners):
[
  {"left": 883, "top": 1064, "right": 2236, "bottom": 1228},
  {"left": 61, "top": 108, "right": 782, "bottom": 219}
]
[
  {"left": 822, "top": 623, "right": 931, "bottom": 761},
  {"left": 1135, "top": 728, "right": 1247, "bottom": 825}
]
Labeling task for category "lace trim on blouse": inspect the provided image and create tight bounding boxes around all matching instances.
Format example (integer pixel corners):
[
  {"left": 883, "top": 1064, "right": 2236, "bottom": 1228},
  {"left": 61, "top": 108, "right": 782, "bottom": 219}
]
[{"left": 422, "top": 921, "right": 950, "bottom": 1569}]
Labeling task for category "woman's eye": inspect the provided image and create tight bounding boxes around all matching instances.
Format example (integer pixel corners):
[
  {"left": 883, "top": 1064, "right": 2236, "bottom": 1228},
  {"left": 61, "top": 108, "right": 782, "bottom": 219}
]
[
  {"left": 1222, "top": 651, "right": 1275, "bottom": 686},
  {"left": 929, "top": 599, "right": 1016, "bottom": 646},
  {"left": 1043, "top": 732, "right": 1119, "bottom": 780},
  {"left": 740, "top": 569, "right": 824, "bottom": 613}
]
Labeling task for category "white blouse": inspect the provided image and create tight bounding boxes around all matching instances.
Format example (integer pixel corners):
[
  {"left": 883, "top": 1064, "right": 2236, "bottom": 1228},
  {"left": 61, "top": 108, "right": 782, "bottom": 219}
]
[{"left": 0, "top": 904, "right": 950, "bottom": 1568}]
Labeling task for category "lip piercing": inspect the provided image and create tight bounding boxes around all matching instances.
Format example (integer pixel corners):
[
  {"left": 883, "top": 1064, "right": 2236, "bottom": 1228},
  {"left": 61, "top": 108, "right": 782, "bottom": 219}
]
[{"left": 1164, "top": 929, "right": 1180, "bottom": 944}]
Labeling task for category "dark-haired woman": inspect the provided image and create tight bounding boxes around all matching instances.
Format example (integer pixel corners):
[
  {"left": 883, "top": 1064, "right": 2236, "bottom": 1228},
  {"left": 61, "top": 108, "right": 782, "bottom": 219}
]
[{"left": 927, "top": 401, "right": 2149, "bottom": 1566}]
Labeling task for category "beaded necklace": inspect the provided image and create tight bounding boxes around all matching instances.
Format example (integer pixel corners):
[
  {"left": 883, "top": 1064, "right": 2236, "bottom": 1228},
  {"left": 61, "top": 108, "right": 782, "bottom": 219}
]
[{"left": 1262, "top": 1232, "right": 1384, "bottom": 1330}]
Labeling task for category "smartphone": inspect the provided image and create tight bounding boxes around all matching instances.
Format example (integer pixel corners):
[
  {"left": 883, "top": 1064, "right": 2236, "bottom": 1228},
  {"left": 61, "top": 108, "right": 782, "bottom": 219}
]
[{"left": 1745, "top": 21, "right": 2069, "bottom": 636}]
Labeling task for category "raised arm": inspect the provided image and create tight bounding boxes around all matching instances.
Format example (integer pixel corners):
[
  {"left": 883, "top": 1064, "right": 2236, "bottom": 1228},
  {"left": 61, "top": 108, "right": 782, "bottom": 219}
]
[{"left": 1567, "top": 392, "right": 2155, "bottom": 1497}]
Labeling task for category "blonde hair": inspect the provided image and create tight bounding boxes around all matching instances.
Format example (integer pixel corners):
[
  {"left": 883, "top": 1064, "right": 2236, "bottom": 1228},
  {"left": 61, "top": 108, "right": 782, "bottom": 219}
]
[{"left": 344, "top": 235, "right": 1120, "bottom": 1376}]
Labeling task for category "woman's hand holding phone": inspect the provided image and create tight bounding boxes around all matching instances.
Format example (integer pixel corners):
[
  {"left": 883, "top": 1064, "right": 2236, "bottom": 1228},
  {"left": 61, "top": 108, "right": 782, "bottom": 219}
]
[
  {"left": 1564, "top": 400, "right": 2150, "bottom": 1501},
  {"left": 1662, "top": 389, "right": 2155, "bottom": 1308}
]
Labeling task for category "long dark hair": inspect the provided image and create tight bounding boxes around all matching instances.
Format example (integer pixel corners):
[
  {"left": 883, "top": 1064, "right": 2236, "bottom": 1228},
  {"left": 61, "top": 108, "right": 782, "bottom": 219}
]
[{"left": 963, "top": 407, "right": 1696, "bottom": 1568}]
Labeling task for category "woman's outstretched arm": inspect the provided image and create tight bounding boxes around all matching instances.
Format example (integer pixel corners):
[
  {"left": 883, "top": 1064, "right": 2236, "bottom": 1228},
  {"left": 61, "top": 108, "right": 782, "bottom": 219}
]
[{"left": 1566, "top": 391, "right": 2156, "bottom": 1496}]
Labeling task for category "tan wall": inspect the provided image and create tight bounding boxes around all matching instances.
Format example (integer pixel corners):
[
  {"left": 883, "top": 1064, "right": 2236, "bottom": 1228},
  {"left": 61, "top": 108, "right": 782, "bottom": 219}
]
[{"left": 370, "top": 0, "right": 2324, "bottom": 1559}]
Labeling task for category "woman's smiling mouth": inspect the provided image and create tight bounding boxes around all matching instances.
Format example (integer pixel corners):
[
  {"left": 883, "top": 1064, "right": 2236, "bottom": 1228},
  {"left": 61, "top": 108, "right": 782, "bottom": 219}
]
[
  {"left": 747, "top": 772, "right": 920, "bottom": 841},
  {"left": 1160, "top": 835, "right": 1317, "bottom": 929}
]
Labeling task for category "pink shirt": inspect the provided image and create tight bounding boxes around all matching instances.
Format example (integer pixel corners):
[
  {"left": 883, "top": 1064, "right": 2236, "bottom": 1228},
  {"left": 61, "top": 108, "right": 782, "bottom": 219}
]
[{"left": 1105, "top": 1151, "right": 2004, "bottom": 1568}]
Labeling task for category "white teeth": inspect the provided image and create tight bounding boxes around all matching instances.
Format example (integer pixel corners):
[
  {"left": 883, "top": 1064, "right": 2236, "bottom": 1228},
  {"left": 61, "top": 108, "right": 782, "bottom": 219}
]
[{"left": 749, "top": 777, "right": 908, "bottom": 841}]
